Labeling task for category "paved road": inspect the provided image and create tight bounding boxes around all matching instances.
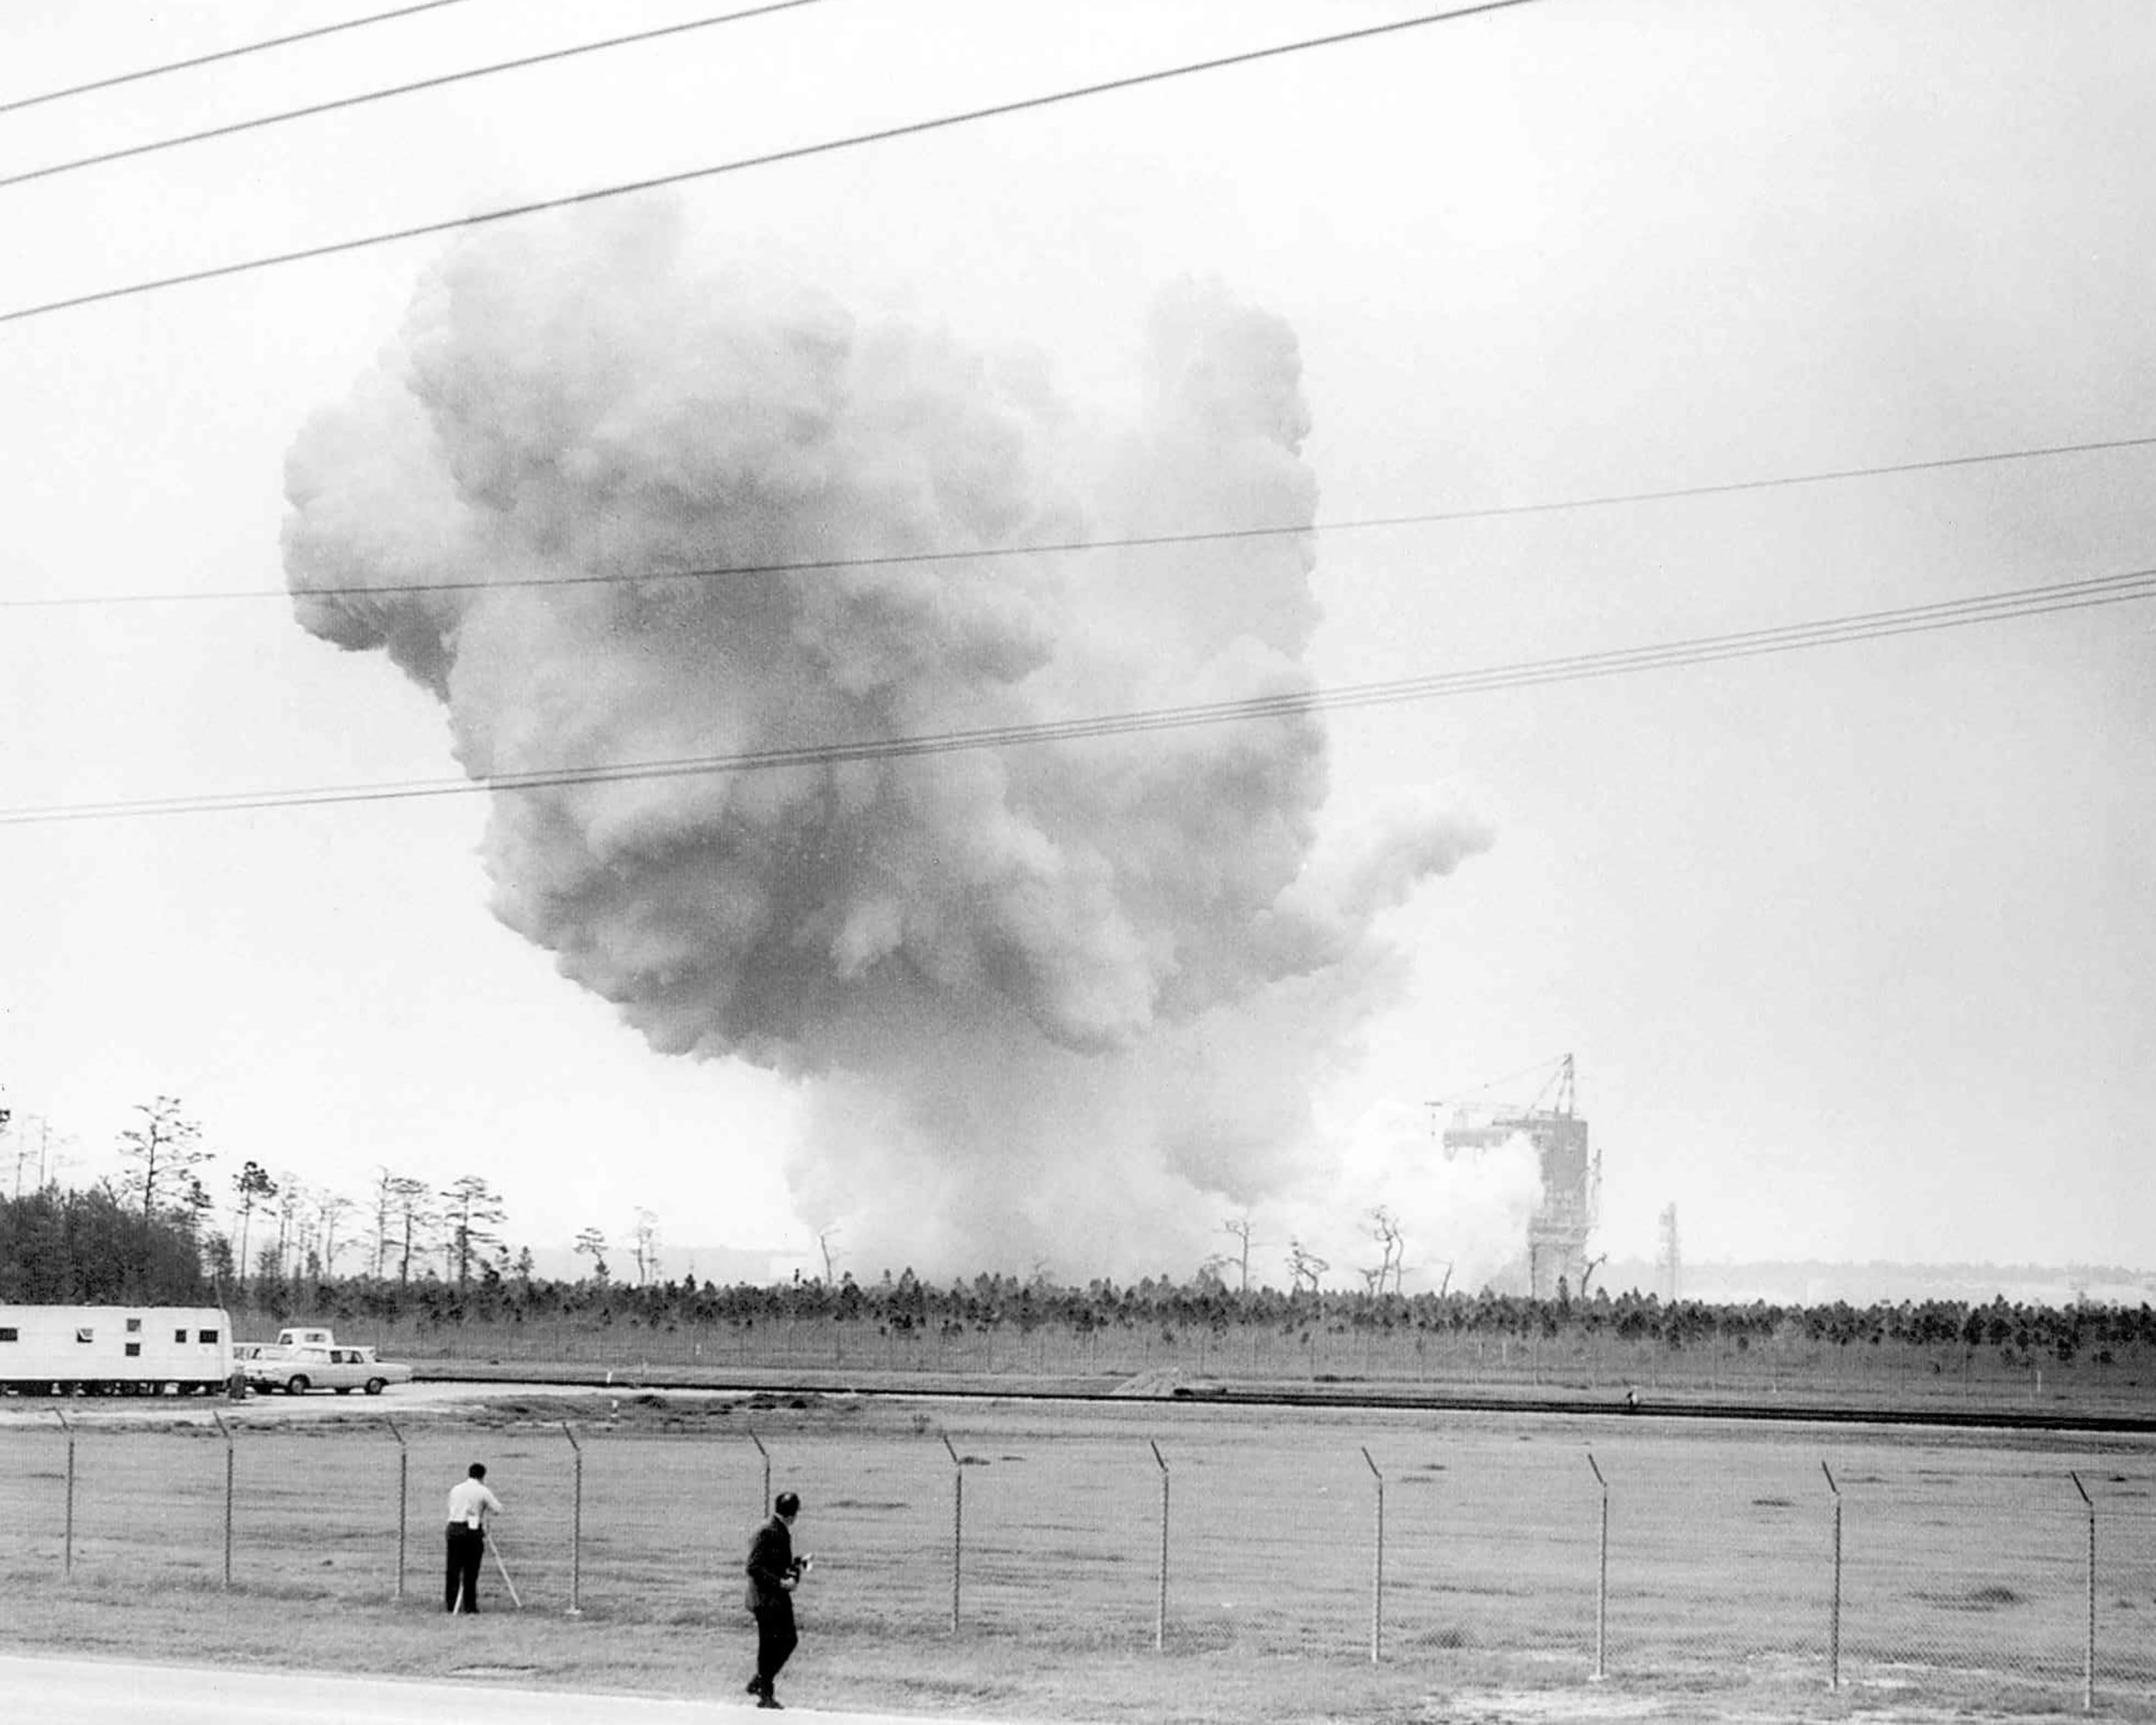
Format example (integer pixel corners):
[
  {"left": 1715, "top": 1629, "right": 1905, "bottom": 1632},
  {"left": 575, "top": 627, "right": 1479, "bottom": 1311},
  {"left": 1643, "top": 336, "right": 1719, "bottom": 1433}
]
[{"left": 0, "top": 1652, "right": 948, "bottom": 1725}]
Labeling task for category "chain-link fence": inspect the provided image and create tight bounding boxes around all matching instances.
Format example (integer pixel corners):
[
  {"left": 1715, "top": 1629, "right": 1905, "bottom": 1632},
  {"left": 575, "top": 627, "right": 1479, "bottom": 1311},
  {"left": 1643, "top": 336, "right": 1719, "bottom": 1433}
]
[{"left": 3, "top": 1402, "right": 2150, "bottom": 1712}]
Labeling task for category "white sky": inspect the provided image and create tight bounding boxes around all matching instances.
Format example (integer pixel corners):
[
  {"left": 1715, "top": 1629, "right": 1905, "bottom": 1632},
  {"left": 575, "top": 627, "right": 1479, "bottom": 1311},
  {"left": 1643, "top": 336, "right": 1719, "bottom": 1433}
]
[{"left": 2, "top": 0, "right": 2152, "bottom": 1283}]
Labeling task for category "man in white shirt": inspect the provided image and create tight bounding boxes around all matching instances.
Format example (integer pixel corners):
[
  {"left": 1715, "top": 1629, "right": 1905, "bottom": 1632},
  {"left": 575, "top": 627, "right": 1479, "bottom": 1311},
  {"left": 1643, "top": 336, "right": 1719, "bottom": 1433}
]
[{"left": 445, "top": 1461, "right": 504, "bottom": 1614}]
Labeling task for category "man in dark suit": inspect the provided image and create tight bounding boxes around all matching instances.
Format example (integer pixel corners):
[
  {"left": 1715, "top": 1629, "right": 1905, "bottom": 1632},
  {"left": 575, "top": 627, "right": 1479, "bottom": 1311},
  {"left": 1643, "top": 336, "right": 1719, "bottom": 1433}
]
[{"left": 744, "top": 1490, "right": 808, "bottom": 1709}]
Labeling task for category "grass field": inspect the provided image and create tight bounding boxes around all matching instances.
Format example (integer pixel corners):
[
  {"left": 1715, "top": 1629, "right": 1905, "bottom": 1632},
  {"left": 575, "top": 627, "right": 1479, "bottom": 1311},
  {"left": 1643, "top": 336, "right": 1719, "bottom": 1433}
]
[
  {"left": 1, "top": 1387, "right": 2151, "bottom": 1723},
  {"left": 337, "top": 1310, "right": 2156, "bottom": 1423}
]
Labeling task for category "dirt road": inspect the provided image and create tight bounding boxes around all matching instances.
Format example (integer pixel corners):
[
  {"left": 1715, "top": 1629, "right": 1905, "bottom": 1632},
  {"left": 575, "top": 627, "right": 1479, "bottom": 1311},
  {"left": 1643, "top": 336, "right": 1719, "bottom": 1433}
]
[{"left": 0, "top": 1380, "right": 692, "bottom": 1427}]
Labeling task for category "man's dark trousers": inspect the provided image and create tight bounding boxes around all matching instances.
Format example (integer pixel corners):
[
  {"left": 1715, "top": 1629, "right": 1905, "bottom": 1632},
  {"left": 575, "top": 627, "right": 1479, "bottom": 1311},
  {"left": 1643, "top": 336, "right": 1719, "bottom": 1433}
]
[
  {"left": 446, "top": 1524, "right": 486, "bottom": 1613},
  {"left": 753, "top": 1594, "right": 798, "bottom": 1693}
]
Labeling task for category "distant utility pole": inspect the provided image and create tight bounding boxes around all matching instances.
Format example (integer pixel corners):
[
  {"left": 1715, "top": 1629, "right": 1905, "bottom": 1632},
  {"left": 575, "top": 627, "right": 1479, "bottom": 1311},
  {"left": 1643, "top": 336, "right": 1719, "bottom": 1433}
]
[{"left": 1657, "top": 1203, "right": 1682, "bottom": 1303}]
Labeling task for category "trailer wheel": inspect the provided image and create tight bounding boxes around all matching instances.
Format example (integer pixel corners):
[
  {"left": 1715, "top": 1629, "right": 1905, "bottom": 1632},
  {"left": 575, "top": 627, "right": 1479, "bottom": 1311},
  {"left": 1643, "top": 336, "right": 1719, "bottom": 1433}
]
[
  {"left": 364, "top": 1377, "right": 387, "bottom": 1396},
  {"left": 285, "top": 1374, "right": 310, "bottom": 1395}
]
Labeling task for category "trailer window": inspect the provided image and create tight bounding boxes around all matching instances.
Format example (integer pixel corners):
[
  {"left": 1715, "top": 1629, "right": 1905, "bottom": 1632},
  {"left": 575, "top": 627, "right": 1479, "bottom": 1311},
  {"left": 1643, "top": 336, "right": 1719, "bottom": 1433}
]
[
  {"left": 125, "top": 1343, "right": 141, "bottom": 1357},
  {"left": 126, "top": 1317, "right": 142, "bottom": 1333},
  {"left": 199, "top": 1329, "right": 219, "bottom": 1344},
  {"left": 174, "top": 1328, "right": 188, "bottom": 1343},
  {"left": 76, "top": 1327, "right": 93, "bottom": 1343},
  {"left": 0, "top": 1328, "right": 17, "bottom": 1343}
]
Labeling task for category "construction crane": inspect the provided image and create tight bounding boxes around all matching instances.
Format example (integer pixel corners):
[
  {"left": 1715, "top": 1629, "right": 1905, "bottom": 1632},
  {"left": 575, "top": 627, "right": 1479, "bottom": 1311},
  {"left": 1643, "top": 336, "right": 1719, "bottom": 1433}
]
[{"left": 1426, "top": 1051, "right": 1576, "bottom": 1134}]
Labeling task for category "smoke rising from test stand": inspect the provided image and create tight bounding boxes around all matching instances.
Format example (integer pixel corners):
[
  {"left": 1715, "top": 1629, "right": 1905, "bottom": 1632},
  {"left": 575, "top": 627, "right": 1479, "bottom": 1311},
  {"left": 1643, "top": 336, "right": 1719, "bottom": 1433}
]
[{"left": 283, "top": 209, "right": 1495, "bottom": 1280}]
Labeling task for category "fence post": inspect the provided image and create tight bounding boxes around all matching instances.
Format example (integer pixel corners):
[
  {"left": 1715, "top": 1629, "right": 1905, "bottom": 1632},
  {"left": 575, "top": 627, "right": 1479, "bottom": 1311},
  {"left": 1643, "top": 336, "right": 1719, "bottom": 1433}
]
[
  {"left": 1586, "top": 1451, "right": 1608, "bottom": 1681},
  {"left": 212, "top": 1412, "right": 235, "bottom": 1590},
  {"left": 1822, "top": 1460, "right": 1841, "bottom": 1691},
  {"left": 1150, "top": 1440, "right": 1170, "bottom": 1653},
  {"left": 2071, "top": 1471, "right": 2094, "bottom": 1713},
  {"left": 1363, "top": 1445, "right": 1385, "bottom": 1663},
  {"left": 747, "top": 1428, "right": 771, "bottom": 1522},
  {"left": 941, "top": 1433, "right": 963, "bottom": 1633},
  {"left": 53, "top": 1411, "right": 74, "bottom": 1576},
  {"left": 562, "top": 1422, "right": 584, "bottom": 1616},
  {"left": 385, "top": 1417, "right": 407, "bottom": 1601}
]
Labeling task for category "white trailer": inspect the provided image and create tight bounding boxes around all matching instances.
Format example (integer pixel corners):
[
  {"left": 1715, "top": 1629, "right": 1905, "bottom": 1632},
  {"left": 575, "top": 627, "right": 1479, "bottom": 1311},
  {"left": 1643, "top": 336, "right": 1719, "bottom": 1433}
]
[{"left": 0, "top": 1304, "right": 234, "bottom": 1394}]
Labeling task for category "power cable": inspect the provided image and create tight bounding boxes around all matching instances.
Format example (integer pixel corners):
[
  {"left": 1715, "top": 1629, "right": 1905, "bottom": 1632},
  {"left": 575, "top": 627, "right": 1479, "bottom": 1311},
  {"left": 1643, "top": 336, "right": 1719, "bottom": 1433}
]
[
  {"left": 0, "top": 0, "right": 483, "bottom": 118},
  {"left": 9, "top": 430, "right": 2152, "bottom": 612},
  {"left": 0, "top": 0, "right": 1541, "bottom": 327},
  {"left": 4, "top": 564, "right": 2148, "bottom": 826},
  {"left": 1425, "top": 1053, "right": 1568, "bottom": 1111},
  {"left": 0, "top": 0, "right": 828, "bottom": 194}
]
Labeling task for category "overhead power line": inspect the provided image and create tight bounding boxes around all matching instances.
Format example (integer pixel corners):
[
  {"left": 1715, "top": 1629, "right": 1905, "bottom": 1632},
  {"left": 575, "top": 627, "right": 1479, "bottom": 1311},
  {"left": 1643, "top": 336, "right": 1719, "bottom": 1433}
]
[
  {"left": 4, "top": 565, "right": 2148, "bottom": 827},
  {"left": 0, "top": 0, "right": 827, "bottom": 194},
  {"left": 0, "top": 0, "right": 1541, "bottom": 327},
  {"left": 0, "top": 0, "right": 482, "bottom": 118},
  {"left": 9, "top": 430, "right": 2153, "bottom": 612}
]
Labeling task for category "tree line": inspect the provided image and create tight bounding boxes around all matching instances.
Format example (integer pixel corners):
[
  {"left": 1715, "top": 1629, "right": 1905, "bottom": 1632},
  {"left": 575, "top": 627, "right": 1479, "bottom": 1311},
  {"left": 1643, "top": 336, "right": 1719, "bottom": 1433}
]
[
  {"left": 242, "top": 1265, "right": 2156, "bottom": 1374},
  {"left": 4, "top": 1178, "right": 2152, "bottom": 1371},
  {"left": 0, "top": 1093, "right": 669, "bottom": 1300},
  {"left": 1, "top": 1096, "right": 2149, "bottom": 1373}
]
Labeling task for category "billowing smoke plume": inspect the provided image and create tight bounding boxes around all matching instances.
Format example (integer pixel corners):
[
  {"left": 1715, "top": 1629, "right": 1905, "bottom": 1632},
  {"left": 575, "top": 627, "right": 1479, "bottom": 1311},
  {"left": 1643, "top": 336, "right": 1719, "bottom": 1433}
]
[
  {"left": 283, "top": 207, "right": 1492, "bottom": 1278},
  {"left": 1255, "top": 1101, "right": 1544, "bottom": 1294}
]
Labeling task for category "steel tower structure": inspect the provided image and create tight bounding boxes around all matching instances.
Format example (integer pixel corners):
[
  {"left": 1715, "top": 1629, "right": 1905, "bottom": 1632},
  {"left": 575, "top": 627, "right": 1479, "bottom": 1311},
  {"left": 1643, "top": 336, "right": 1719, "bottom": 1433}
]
[{"left": 1435, "top": 1053, "right": 1601, "bottom": 1298}]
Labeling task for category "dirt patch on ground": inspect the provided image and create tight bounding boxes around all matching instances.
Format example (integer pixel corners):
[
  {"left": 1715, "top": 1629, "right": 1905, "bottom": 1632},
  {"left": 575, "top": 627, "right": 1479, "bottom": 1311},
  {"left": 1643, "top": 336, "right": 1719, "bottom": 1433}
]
[{"left": 1111, "top": 1367, "right": 1191, "bottom": 1396}]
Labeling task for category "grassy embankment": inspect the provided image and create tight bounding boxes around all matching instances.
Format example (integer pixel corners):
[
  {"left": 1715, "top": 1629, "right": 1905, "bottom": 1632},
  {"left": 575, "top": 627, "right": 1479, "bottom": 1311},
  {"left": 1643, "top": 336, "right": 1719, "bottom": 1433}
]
[{"left": 318, "top": 1312, "right": 2156, "bottom": 1425}]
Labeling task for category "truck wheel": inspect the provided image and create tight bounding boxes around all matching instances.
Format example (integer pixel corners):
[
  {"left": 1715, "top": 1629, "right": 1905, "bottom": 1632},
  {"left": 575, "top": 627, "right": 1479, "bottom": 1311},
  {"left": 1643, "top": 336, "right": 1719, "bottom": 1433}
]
[
  {"left": 364, "top": 1378, "right": 387, "bottom": 1396},
  {"left": 285, "top": 1375, "right": 310, "bottom": 1395}
]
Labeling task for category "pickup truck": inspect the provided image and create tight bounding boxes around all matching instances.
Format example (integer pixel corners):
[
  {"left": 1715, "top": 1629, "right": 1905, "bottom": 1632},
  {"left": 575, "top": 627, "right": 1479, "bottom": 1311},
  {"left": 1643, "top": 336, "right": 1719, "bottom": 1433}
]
[{"left": 240, "top": 1328, "right": 414, "bottom": 1395}]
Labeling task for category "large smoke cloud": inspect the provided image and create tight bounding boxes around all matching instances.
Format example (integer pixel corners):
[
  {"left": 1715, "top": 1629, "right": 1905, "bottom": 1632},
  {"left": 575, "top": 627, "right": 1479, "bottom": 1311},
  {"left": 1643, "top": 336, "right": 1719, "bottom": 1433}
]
[
  {"left": 283, "top": 207, "right": 1492, "bottom": 1278},
  {"left": 1263, "top": 1101, "right": 1544, "bottom": 1294}
]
